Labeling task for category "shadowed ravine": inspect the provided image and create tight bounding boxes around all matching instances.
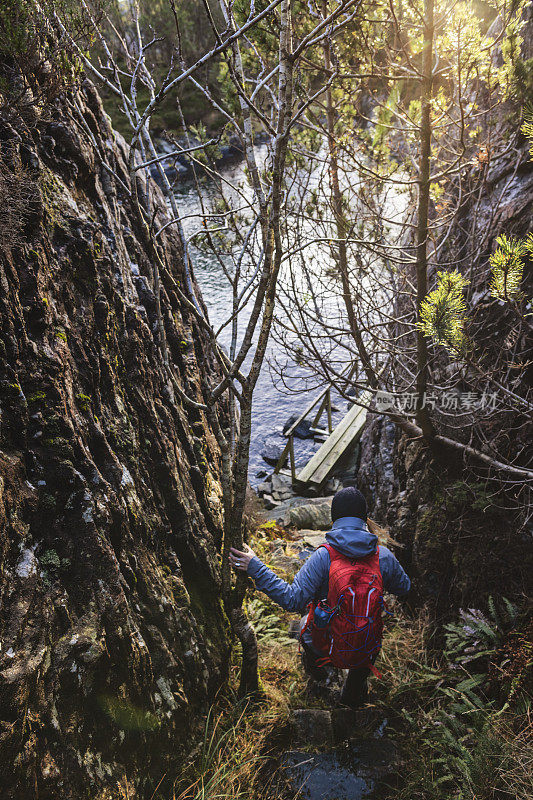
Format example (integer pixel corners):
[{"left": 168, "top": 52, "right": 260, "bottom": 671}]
[
  {"left": 1, "top": 0, "right": 532, "bottom": 795},
  {"left": 247, "top": 519, "right": 400, "bottom": 800}
]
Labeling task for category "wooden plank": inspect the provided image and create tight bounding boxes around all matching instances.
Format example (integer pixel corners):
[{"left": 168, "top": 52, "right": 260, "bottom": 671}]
[
  {"left": 295, "top": 391, "right": 372, "bottom": 488},
  {"left": 326, "top": 389, "right": 332, "bottom": 432},
  {"left": 283, "top": 387, "right": 329, "bottom": 438},
  {"left": 289, "top": 436, "right": 296, "bottom": 482},
  {"left": 297, "top": 406, "right": 366, "bottom": 486},
  {"left": 311, "top": 394, "right": 328, "bottom": 428},
  {"left": 272, "top": 437, "right": 291, "bottom": 474},
  {"left": 296, "top": 404, "right": 367, "bottom": 487}
]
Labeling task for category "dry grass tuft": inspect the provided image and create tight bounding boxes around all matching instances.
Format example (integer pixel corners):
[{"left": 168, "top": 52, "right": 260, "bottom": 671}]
[
  {"left": 494, "top": 715, "right": 533, "bottom": 800},
  {"left": 172, "top": 636, "right": 299, "bottom": 800},
  {"left": 0, "top": 157, "right": 37, "bottom": 253}
]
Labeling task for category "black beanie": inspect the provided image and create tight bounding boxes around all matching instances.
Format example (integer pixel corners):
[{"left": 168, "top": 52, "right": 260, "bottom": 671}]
[{"left": 331, "top": 486, "right": 367, "bottom": 522}]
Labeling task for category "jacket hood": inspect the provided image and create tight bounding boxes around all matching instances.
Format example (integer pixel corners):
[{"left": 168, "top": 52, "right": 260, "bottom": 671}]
[{"left": 325, "top": 516, "right": 378, "bottom": 558}]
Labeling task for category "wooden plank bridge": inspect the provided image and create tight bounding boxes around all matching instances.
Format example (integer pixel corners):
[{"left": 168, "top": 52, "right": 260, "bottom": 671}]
[{"left": 273, "top": 387, "right": 372, "bottom": 491}]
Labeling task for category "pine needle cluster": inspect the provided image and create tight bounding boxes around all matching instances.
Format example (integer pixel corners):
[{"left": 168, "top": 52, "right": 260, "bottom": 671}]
[
  {"left": 521, "top": 106, "right": 533, "bottom": 159},
  {"left": 418, "top": 270, "right": 469, "bottom": 351},
  {"left": 489, "top": 233, "right": 531, "bottom": 302}
]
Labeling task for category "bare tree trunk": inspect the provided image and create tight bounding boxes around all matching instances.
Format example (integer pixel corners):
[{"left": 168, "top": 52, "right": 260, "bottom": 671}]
[
  {"left": 414, "top": 0, "right": 435, "bottom": 438},
  {"left": 227, "top": 0, "right": 294, "bottom": 697},
  {"left": 230, "top": 606, "right": 261, "bottom": 696},
  {"left": 229, "top": 398, "right": 261, "bottom": 696},
  {"left": 322, "top": 0, "right": 376, "bottom": 389}
]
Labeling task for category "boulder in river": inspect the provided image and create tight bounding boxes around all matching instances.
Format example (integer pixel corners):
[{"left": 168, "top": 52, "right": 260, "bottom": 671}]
[
  {"left": 271, "top": 472, "right": 292, "bottom": 491},
  {"left": 270, "top": 473, "right": 296, "bottom": 501},
  {"left": 149, "top": 159, "right": 189, "bottom": 187},
  {"left": 260, "top": 433, "right": 287, "bottom": 466},
  {"left": 283, "top": 415, "right": 315, "bottom": 439},
  {"left": 263, "top": 493, "right": 280, "bottom": 510}
]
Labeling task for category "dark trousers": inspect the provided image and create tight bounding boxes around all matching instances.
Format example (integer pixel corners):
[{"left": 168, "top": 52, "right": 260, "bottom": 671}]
[
  {"left": 339, "top": 664, "right": 370, "bottom": 708},
  {"left": 300, "top": 618, "right": 370, "bottom": 709}
]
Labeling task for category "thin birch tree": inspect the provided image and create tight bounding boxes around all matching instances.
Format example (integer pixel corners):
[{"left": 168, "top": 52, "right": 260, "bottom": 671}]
[
  {"left": 271, "top": 0, "right": 533, "bottom": 490},
  {"left": 53, "top": 0, "right": 367, "bottom": 693}
]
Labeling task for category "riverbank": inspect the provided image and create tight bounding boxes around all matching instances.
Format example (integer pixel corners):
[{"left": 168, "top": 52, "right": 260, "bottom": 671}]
[{"left": 150, "top": 132, "right": 270, "bottom": 187}]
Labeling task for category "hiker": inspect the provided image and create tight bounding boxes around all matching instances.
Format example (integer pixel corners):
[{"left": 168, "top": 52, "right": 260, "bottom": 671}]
[{"left": 229, "top": 486, "right": 411, "bottom": 709}]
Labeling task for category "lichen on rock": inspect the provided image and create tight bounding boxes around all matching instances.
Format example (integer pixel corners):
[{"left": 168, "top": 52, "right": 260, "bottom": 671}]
[{"left": 0, "top": 77, "right": 231, "bottom": 798}]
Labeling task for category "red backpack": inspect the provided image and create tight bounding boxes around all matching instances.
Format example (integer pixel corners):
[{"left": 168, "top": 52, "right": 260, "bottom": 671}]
[{"left": 301, "top": 544, "right": 384, "bottom": 676}]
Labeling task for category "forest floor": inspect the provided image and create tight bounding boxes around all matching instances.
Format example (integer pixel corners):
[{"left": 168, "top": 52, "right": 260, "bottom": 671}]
[{"left": 164, "top": 517, "right": 532, "bottom": 800}]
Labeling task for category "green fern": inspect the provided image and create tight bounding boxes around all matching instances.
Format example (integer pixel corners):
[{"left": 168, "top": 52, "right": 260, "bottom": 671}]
[
  {"left": 444, "top": 598, "right": 517, "bottom": 667},
  {"left": 396, "top": 599, "right": 529, "bottom": 800},
  {"left": 245, "top": 596, "right": 293, "bottom": 646}
]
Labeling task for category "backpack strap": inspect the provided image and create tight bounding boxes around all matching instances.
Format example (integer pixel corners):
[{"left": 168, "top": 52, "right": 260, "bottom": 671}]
[
  {"left": 368, "top": 661, "right": 383, "bottom": 679},
  {"left": 319, "top": 543, "right": 380, "bottom": 562},
  {"left": 299, "top": 604, "right": 314, "bottom": 640},
  {"left": 318, "top": 543, "right": 343, "bottom": 561}
]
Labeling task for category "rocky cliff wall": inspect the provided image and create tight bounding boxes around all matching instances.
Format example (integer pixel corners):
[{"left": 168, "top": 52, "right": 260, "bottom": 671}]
[
  {"left": 358, "top": 412, "right": 531, "bottom": 623},
  {"left": 0, "top": 78, "right": 230, "bottom": 799},
  {"left": 357, "top": 47, "right": 533, "bottom": 624}
]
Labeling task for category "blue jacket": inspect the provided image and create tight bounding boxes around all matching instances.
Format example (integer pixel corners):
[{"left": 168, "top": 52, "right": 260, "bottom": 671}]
[{"left": 247, "top": 516, "right": 410, "bottom": 613}]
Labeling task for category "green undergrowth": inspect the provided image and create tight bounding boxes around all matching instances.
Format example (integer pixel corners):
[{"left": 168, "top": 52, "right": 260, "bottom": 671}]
[
  {"left": 173, "top": 598, "right": 532, "bottom": 800},
  {"left": 376, "top": 599, "right": 533, "bottom": 800},
  {"left": 157, "top": 517, "right": 532, "bottom": 800}
]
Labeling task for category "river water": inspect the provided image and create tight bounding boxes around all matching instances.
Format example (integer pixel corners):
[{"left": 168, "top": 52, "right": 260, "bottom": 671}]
[
  {"left": 173, "top": 155, "right": 345, "bottom": 486},
  {"left": 172, "top": 149, "right": 406, "bottom": 486}
]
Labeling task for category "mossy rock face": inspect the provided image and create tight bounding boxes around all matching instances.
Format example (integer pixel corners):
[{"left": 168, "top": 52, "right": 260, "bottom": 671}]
[
  {"left": 406, "top": 476, "right": 531, "bottom": 655},
  {"left": 0, "top": 79, "right": 231, "bottom": 798},
  {"left": 358, "top": 412, "right": 532, "bottom": 628},
  {"left": 74, "top": 392, "right": 91, "bottom": 413}
]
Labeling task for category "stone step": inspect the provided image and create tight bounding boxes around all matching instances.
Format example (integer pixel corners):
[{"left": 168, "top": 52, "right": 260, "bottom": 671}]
[
  {"left": 290, "top": 709, "right": 334, "bottom": 747},
  {"left": 290, "top": 707, "right": 393, "bottom": 746},
  {"left": 279, "top": 738, "right": 397, "bottom": 800},
  {"left": 282, "top": 709, "right": 398, "bottom": 800}
]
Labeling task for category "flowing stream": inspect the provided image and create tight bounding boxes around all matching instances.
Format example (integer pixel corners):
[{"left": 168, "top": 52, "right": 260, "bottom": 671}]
[
  {"left": 172, "top": 147, "right": 407, "bottom": 488},
  {"left": 173, "top": 154, "right": 344, "bottom": 485}
]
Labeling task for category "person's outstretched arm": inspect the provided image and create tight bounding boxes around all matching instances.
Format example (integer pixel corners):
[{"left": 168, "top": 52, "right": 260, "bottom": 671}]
[
  {"left": 378, "top": 546, "right": 411, "bottom": 596},
  {"left": 229, "top": 545, "right": 330, "bottom": 613}
]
